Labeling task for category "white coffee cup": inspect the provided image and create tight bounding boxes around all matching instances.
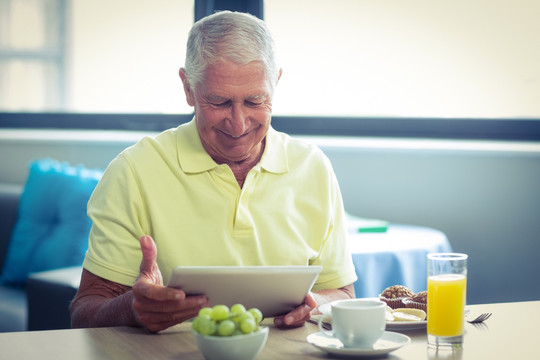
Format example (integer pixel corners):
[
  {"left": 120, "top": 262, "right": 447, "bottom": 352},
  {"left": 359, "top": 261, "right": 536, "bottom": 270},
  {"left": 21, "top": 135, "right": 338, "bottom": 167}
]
[{"left": 318, "top": 299, "right": 386, "bottom": 348}]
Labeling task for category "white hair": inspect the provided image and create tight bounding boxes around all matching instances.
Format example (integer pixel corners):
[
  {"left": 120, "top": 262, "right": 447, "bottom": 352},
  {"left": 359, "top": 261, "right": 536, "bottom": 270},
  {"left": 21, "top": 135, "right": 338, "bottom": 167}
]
[{"left": 183, "top": 11, "right": 280, "bottom": 90}]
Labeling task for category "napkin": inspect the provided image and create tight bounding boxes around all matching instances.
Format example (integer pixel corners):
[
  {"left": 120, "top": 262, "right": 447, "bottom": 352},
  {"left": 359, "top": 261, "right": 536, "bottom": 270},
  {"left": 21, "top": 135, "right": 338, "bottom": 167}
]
[{"left": 346, "top": 214, "right": 389, "bottom": 233}]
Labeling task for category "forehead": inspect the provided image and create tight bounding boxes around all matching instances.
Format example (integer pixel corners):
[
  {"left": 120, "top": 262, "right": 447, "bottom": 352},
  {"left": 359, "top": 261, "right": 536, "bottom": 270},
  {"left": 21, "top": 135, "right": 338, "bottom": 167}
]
[{"left": 198, "top": 60, "right": 273, "bottom": 98}]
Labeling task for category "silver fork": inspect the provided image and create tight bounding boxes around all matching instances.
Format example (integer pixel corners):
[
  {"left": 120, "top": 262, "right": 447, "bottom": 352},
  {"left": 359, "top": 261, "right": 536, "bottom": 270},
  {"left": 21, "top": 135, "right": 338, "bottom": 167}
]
[
  {"left": 307, "top": 318, "right": 332, "bottom": 330},
  {"left": 467, "top": 312, "right": 492, "bottom": 324}
]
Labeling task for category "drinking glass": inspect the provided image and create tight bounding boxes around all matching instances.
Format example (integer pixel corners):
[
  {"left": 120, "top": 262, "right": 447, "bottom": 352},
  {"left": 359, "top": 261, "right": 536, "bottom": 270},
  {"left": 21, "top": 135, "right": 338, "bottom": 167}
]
[{"left": 427, "top": 253, "right": 468, "bottom": 350}]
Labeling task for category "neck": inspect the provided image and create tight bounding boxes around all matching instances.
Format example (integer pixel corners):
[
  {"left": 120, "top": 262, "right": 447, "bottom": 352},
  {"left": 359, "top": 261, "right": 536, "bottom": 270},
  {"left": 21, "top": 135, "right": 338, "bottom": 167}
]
[{"left": 213, "top": 140, "right": 265, "bottom": 188}]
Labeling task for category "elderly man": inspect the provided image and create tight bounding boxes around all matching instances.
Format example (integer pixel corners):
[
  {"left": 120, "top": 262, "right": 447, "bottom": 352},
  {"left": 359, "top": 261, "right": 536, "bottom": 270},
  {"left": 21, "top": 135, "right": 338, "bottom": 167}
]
[{"left": 70, "top": 11, "right": 357, "bottom": 333}]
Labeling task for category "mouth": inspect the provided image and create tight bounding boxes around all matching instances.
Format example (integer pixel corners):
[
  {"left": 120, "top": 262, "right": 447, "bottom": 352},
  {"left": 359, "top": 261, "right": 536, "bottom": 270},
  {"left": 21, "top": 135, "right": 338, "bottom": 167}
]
[{"left": 220, "top": 130, "right": 248, "bottom": 139}]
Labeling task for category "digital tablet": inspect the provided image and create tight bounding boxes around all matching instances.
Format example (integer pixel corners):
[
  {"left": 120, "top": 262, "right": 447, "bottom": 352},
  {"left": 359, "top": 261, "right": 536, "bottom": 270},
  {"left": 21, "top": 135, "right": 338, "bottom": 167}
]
[{"left": 167, "top": 265, "right": 322, "bottom": 317}]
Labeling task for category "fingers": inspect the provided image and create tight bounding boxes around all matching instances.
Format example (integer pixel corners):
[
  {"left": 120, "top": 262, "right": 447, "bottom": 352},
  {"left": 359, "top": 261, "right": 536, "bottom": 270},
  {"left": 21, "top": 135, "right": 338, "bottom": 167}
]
[
  {"left": 304, "top": 292, "right": 318, "bottom": 308},
  {"left": 139, "top": 305, "right": 207, "bottom": 332},
  {"left": 133, "top": 278, "right": 182, "bottom": 302},
  {"left": 134, "top": 294, "right": 208, "bottom": 316},
  {"left": 274, "top": 295, "right": 317, "bottom": 328},
  {"left": 133, "top": 280, "right": 210, "bottom": 332},
  {"left": 134, "top": 294, "right": 209, "bottom": 332}
]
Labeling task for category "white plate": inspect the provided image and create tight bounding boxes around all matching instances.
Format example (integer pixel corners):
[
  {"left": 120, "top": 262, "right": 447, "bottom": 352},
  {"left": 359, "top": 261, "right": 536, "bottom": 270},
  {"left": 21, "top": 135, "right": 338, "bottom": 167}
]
[
  {"left": 307, "top": 331, "right": 410, "bottom": 357},
  {"left": 385, "top": 320, "right": 426, "bottom": 330},
  {"left": 385, "top": 308, "right": 471, "bottom": 330},
  {"left": 318, "top": 302, "right": 426, "bottom": 331}
]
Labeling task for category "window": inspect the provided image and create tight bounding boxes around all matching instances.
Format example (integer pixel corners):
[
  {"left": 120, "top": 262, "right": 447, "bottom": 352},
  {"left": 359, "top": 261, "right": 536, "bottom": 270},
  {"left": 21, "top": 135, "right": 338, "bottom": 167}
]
[
  {"left": 1, "top": 0, "right": 539, "bottom": 141},
  {"left": 0, "top": 0, "right": 66, "bottom": 111},
  {"left": 0, "top": 0, "right": 194, "bottom": 113},
  {"left": 67, "top": 0, "right": 193, "bottom": 114},
  {"left": 265, "top": 0, "right": 540, "bottom": 118}
]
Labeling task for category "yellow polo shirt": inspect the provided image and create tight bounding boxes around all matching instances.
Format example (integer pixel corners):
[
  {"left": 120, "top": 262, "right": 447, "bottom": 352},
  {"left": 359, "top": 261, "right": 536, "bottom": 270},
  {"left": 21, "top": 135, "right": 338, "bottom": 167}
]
[{"left": 84, "top": 119, "right": 357, "bottom": 291}]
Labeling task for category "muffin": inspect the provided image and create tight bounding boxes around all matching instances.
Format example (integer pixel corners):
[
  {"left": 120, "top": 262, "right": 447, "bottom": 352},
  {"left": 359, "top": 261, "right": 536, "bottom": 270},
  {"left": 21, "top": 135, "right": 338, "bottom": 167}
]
[
  {"left": 379, "top": 285, "right": 414, "bottom": 309},
  {"left": 403, "top": 291, "right": 428, "bottom": 313}
]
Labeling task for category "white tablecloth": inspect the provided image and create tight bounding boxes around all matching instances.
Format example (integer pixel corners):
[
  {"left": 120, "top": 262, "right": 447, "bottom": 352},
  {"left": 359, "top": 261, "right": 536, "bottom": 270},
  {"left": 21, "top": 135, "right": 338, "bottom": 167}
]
[{"left": 347, "top": 224, "right": 452, "bottom": 298}]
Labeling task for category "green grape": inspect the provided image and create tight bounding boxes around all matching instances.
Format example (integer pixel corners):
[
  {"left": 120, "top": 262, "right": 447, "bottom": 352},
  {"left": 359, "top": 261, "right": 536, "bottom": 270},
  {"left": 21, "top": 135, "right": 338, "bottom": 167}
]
[
  {"left": 230, "top": 303, "right": 246, "bottom": 316},
  {"left": 238, "top": 311, "right": 254, "bottom": 321},
  {"left": 198, "top": 307, "right": 212, "bottom": 317},
  {"left": 240, "top": 318, "right": 256, "bottom": 334},
  {"left": 197, "top": 316, "right": 217, "bottom": 336},
  {"left": 191, "top": 316, "right": 202, "bottom": 332},
  {"left": 210, "top": 304, "right": 230, "bottom": 321},
  {"left": 248, "top": 308, "right": 263, "bottom": 324},
  {"left": 217, "top": 319, "right": 236, "bottom": 336},
  {"left": 233, "top": 312, "right": 253, "bottom": 327},
  {"left": 193, "top": 313, "right": 211, "bottom": 332},
  {"left": 193, "top": 304, "right": 263, "bottom": 337},
  {"left": 231, "top": 315, "right": 242, "bottom": 326}
]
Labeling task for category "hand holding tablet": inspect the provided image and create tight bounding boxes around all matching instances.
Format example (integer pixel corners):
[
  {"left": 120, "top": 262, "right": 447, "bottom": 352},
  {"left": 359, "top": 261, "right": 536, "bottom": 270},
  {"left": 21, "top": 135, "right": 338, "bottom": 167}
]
[{"left": 167, "top": 266, "right": 322, "bottom": 317}]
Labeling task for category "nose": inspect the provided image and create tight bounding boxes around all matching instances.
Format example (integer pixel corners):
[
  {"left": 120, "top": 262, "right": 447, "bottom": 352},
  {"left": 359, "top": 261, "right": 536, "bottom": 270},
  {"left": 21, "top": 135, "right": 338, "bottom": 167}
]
[{"left": 228, "top": 103, "right": 248, "bottom": 137}]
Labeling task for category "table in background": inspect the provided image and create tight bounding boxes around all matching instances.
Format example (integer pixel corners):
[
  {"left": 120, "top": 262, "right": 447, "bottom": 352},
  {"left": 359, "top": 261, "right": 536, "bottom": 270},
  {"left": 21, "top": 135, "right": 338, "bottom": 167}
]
[
  {"left": 348, "top": 224, "right": 453, "bottom": 297},
  {"left": 1, "top": 301, "right": 538, "bottom": 359}
]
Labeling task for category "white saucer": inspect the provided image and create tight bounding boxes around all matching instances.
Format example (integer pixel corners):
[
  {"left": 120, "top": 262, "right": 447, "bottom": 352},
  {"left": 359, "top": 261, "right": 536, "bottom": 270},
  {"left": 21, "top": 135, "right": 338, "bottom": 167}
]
[
  {"left": 306, "top": 331, "right": 410, "bottom": 357},
  {"left": 318, "top": 303, "right": 426, "bottom": 331}
]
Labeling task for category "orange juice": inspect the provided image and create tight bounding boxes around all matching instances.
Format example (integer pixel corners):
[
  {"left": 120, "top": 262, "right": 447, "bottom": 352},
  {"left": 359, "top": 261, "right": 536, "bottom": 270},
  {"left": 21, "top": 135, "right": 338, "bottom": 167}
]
[{"left": 427, "top": 274, "right": 467, "bottom": 336}]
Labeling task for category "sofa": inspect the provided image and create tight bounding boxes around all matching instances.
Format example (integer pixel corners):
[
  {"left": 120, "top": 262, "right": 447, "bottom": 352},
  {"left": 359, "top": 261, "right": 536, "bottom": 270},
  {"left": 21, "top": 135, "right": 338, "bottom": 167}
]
[
  {"left": 0, "top": 159, "right": 101, "bottom": 332},
  {"left": 0, "top": 183, "right": 84, "bottom": 332},
  {"left": 0, "top": 185, "right": 77, "bottom": 331},
  {"left": 0, "top": 184, "right": 26, "bottom": 332}
]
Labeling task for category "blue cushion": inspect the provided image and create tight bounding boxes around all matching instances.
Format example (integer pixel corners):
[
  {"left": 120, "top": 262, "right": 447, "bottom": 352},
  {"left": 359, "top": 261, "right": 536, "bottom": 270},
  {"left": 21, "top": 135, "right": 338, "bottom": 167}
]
[{"left": 1, "top": 159, "right": 102, "bottom": 285}]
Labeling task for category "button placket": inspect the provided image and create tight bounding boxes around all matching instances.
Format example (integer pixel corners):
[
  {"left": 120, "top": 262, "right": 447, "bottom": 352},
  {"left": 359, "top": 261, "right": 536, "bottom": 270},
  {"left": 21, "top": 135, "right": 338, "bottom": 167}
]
[{"left": 233, "top": 168, "right": 259, "bottom": 234}]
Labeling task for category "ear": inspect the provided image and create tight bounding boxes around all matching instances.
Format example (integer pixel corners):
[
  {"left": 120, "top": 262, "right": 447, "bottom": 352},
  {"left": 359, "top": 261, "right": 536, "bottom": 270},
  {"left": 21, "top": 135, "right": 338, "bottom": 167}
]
[
  {"left": 179, "top": 68, "right": 195, "bottom": 106},
  {"left": 277, "top": 68, "right": 283, "bottom": 85}
]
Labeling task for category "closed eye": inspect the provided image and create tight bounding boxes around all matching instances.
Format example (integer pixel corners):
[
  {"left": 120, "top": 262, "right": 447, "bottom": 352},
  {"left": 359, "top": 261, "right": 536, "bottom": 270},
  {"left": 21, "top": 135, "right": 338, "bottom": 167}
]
[
  {"left": 211, "top": 100, "right": 231, "bottom": 108},
  {"left": 245, "top": 100, "right": 263, "bottom": 107}
]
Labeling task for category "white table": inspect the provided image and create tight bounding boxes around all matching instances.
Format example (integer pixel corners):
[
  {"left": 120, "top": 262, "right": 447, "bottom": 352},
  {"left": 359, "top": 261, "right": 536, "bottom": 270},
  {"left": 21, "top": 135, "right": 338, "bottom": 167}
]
[
  {"left": 2, "top": 301, "right": 537, "bottom": 359},
  {"left": 347, "top": 224, "right": 452, "bottom": 297}
]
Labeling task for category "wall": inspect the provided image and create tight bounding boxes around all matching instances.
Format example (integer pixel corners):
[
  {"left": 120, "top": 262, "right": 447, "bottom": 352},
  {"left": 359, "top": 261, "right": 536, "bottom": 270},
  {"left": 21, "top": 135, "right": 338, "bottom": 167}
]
[
  {"left": 319, "top": 138, "right": 540, "bottom": 304},
  {"left": 1, "top": 129, "right": 539, "bottom": 304}
]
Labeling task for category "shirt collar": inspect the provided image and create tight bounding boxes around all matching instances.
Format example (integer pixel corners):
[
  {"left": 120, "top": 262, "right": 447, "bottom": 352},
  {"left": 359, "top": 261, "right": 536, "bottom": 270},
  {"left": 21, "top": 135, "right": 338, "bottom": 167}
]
[
  {"left": 259, "top": 126, "right": 289, "bottom": 174},
  {"left": 177, "top": 117, "right": 289, "bottom": 174}
]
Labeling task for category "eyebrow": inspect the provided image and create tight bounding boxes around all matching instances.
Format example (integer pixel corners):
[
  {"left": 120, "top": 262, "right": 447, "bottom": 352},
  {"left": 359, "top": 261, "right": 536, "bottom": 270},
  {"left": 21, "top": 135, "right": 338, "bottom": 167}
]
[
  {"left": 204, "top": 95, "right": 229, "bottom": 103},
  {"left": 246, "top": 94, "right": 267, "bottom": 101},
  {"left": 204, "top": 94, "right": 268, "bottom": 103}
]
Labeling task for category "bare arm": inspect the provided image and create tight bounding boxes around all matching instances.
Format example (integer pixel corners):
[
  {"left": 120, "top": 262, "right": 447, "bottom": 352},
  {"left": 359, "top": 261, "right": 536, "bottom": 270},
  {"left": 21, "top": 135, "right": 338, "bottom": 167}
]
[
  {"left": 69, "top": 236, "right": 209, "bottom": 332},
  {"left": 273, "top": 283, "right": 355, "bottom": 328},
  {"left": 70, "top": 269, "right": 138, "bottom": 328},
  {"left": 311, "top": 284, "right": 356, "bottom": 311}
]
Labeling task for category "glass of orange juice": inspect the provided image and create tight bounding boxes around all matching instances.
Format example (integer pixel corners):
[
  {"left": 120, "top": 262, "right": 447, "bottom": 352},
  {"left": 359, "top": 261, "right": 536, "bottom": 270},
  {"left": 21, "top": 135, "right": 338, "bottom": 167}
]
[{"left": 427, "top": 253, "right": 468, "bottom": 350}]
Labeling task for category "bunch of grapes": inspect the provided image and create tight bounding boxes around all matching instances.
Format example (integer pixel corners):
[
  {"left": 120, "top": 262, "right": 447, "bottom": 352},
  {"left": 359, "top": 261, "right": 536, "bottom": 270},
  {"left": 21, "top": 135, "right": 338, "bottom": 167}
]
[{"left": 192, "top": 304, "right": 264, "bottom": 336}]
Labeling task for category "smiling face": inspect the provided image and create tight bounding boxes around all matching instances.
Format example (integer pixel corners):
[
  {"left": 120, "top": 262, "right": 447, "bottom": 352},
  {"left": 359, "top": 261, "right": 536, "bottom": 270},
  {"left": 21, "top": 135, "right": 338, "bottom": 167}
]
[{"left": 180, "top": 60, "right": 278, "bottom": 165}]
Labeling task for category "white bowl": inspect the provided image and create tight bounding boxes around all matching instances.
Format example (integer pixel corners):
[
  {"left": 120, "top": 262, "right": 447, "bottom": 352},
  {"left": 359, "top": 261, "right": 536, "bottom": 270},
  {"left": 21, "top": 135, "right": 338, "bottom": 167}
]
[{"left": 192, "top": 327, "right": 269, "bottom": 360}]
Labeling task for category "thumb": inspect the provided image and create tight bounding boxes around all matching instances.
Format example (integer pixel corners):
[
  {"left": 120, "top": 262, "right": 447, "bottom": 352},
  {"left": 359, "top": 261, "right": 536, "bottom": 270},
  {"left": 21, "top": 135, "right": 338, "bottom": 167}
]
[{"left": 139, "top": 235, "right": 160, "bottom": 280}]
